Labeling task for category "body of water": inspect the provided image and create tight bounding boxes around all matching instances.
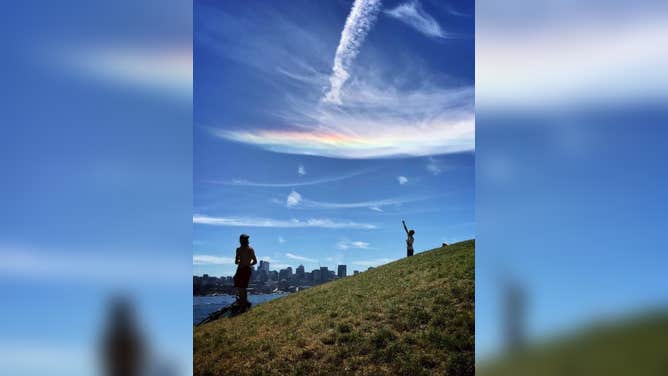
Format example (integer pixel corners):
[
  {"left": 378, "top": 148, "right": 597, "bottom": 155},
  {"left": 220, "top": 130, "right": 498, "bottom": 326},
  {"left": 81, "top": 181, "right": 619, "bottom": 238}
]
[{"left": 193, "top": 293, "right": 286, "bottom": 324}]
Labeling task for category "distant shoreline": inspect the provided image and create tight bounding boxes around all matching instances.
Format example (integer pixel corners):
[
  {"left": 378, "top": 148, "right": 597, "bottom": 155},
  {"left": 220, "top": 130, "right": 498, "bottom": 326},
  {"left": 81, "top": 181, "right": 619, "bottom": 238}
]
[{"left": 193, "top": 291, "right": 291, "bottom": 297}]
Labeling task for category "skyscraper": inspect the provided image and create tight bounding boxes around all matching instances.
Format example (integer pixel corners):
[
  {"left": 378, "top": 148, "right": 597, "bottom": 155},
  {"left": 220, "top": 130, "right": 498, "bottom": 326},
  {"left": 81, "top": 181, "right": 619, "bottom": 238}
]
[
  {"left": 337, "top": 265, "right": 347, "bottom": 278},
  {"left": 259, "top": 260, "right": 270, "bottom": 272},
  {"left": 320, "top": 266, "right": 329, "bottom": 283},
  {"left": 296, "top": 264, "right": 305, "bottom": 280}
]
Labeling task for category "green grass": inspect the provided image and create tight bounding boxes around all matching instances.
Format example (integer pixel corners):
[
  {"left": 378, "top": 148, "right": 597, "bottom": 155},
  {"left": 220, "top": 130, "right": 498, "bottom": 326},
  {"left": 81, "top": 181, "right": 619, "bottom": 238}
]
[
  {"left": 478, "top": 311, "right": 668, "bottom": 376},
  {"left": 194, "top": 239, "right": 475, "bottom": 376}
]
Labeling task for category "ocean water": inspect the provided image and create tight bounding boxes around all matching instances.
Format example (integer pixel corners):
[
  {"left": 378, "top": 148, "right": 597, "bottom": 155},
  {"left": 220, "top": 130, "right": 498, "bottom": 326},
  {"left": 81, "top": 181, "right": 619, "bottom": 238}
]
[{"left": 193, "top": 293, "right": 286, "bottom": 324}]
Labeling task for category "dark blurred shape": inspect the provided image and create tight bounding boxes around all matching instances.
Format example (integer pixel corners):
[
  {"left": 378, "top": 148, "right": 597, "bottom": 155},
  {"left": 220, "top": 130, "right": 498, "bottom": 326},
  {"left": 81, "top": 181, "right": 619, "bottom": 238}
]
[
  {"left": 502, "top": 277, "right": 526, "bottom": 352},
  {"left": 100, "top": 295, "right": 146, "bottom": 376}
]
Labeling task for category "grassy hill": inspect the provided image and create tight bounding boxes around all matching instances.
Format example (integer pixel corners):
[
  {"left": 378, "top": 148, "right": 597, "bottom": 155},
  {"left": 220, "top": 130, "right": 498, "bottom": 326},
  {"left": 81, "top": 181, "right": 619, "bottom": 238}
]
[
  {"left": 478, "top": 311, "right": 668, "bottom": 376},
  {"left": 194, "top": 239, "right": 474, "bottom": 376}
]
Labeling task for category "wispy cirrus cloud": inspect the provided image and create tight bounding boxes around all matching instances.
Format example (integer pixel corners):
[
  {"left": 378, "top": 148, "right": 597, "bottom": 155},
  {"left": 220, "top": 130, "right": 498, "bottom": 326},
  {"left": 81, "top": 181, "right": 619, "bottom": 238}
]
[
  {"left": 477, "top": 11, "right": 668, "bottom": 110},
  {"left": 323, "top": 0, "right": 382, "bottom": 105},
  {"left": 58, "top": 45, "right": 192, "bottom": 98},
  {"left": 285, "top": 252, "right": 318, "bottom": 262},
  {"left": 426, "top": 156, "right": 444, "bottom": 175},
  {"left": 193, "top": 214, "right": 377, "bottom": 229},
  {"left": 204, "top": 0, "right": 473, "bottom": 159},
  {"left": 282, "top": 190, "right": 432, "bottom": 211},
  {"left": 193, "top": 255, "right": 235, "bottom": 265},
  {"left": 337, "top": 240, "right": 371, "bottom": 250},
  {"left": 212, "top": 169, "right": 369, "bottom": 187},
  {"left": 0, "top": 246, "right": 185, "bottom": 285},
  {"left": 216, "top": 83, "right": 474, "bottom": 158},
  {"left": 385, "top": 1, "right": 446, "bottom": 39},
  {"left": 447, "top": 5, "right": 470, "bottom": 17}
]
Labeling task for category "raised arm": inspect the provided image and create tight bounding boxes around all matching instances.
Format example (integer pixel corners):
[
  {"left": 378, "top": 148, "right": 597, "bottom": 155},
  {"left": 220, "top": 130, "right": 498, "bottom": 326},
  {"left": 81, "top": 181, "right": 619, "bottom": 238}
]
[{"left": 402, "top": 220, "right": 409, "bottom": 234}]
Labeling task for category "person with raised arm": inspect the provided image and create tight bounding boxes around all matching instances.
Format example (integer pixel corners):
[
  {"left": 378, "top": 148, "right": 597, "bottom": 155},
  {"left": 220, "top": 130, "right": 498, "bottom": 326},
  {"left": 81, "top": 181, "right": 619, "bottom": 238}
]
[{"left": 402, "top": 220, "right": 415, "bottom": 257}]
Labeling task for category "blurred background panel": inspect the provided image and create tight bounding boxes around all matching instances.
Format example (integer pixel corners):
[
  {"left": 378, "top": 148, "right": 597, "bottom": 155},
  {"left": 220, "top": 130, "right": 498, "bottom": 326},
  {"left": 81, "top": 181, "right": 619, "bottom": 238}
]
[
  {"left": 476, "top": 0, "right": 668, "bottom": 374},
  {"left": 0, "top": 1, "right": 192, "bottom": 375}
]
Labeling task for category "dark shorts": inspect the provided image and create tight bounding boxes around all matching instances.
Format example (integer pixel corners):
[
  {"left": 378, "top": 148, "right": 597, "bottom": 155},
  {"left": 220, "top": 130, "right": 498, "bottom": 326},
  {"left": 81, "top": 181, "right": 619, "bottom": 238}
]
[{"left": 234, "top": 266, "right": 252, "bottom": 288}]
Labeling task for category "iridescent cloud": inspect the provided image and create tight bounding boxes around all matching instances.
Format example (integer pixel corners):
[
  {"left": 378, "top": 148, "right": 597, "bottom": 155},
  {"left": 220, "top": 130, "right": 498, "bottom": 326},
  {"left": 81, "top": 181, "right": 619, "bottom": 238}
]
[{"left": 214, "top": 84, "right": 474, "bottom": 158}]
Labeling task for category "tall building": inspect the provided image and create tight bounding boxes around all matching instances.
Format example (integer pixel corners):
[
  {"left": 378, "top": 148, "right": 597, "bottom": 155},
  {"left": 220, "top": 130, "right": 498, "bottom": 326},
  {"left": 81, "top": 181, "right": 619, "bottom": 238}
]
[
  {"left": 259, "top": 260, "right": 270, "bottom": 272},
  {"left": 320, "top": 266, "right": 329, "bottom": 283},
  {"left": 279, "top": 268, "right": 289, "bottom": 281},
  {"left": 312, "top": 269, "right": 321, "bottom": 285},
  {"left": 296, "top": 265, "right": 305, "bottom": 280},
  {"left": 337, "top": 265, "right": 347, "bottom": 278},
  {"left": 353, "top": 270, "right": 359, "bottom": 275}
]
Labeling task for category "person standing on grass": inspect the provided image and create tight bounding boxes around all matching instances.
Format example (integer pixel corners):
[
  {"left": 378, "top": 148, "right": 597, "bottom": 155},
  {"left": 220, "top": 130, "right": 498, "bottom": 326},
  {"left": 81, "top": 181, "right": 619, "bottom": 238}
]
[
  {"left": 402, "top": 219, "right": 415, "bottom": 257},
  {"left": 234, "top": 233, "right": 257, "bottom": 305}
]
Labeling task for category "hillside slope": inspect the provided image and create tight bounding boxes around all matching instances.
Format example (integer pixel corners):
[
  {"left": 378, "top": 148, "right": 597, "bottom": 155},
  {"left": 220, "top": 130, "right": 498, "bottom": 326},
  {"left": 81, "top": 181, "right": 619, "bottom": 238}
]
[
  {"left": 194, "top": 239, "right": 474, "bottom": 376},
  {"left": 478, "top": 311, "right": 668, "bottom": 376}
]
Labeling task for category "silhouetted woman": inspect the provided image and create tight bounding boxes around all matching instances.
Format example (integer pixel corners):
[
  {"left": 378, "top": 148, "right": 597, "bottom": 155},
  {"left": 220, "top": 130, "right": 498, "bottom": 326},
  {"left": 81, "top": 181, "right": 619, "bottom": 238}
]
[
  {"left": 402, "top": 220, "right": 415, "bottom": 257},
  {"left": 234, "top": 233, "right": 257, "bottom": 304}
]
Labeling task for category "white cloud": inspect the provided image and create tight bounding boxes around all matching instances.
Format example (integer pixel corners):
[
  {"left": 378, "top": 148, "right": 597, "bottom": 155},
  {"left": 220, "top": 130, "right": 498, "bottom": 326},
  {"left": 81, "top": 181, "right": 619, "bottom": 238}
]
[
  {"left": 397, "top": 176, "right": 408, "bottom": 185},
  {"left": 286, "top": 190, "right": 302, "bottom": 207},
  {"left": 477, "top": 11, "right": 668, "bottom": 110},
  {"left": 426, "top": 157, "right": 443, "bottom": 175},
  {"left": 323, "top": 0, "right": 382, "bottom": 104},
  {"left": 337, "top": 240, "right": 371, "bottom": 250},
  {"left": 215, "top": 83, "right": 474, "bottom": 158},
  {"left": 278, "top": 236, "right": 286, "bottom": 243},
  {"left": 385, "top": 1, "right": 446, "bottom": 39},
  {"left": 59, "top": 45, "right": 192, "bottom": 99},
  {"left": 285, "top": 252, "right": 318, "bottom": 262},
  {"left": 193, "top": 214, "right": 378, "bottom": 229},
  {"left": 284, "top": 193, "right": 430, "bottom": 211},
  {"left": 352, "top": 258, "right": 395, "bottom": 267},
  {"left": 0, "top": 246, "right": 186, "bottom": 285},
  {"left": 193, "top": 255, "right": 235, "bottom": 265},
  {"left": 204, "top": 0, "right": 473, "bottom": 159},
  {"left": 216, "top": 170, "right": 369, "bottom": 187},
  {"left": 297, "top": 164, "right": 307, "bottom": 176}
]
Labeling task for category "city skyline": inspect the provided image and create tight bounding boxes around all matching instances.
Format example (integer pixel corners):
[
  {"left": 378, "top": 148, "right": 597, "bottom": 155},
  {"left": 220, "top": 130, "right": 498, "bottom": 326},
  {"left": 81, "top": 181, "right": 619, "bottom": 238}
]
[{"left": 194, "top": 260, "right": 362, "bottom": 279}]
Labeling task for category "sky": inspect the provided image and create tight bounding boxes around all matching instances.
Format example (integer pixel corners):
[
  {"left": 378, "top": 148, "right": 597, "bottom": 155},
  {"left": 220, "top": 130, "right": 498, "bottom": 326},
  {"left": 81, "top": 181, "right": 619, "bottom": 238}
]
[
  {"left": 475, "top": 1, "right": 668, "bottom": 360},
  {"left": 193, "top": 0, "right": 475, "bottom": 277},
  {"left": 1, "top": 1, "right": 192, "bottom": 374}
]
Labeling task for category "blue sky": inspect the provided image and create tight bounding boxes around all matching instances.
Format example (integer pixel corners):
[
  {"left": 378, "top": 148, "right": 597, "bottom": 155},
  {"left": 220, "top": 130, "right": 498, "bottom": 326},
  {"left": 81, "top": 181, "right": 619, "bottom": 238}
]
[
  {"left": 193, "top": 0, "right": 475, "bottom": 276},
  {"left": 1, "top": 1, "right": 192, "bottom": 374},
  {"left": 475, "top": 2, "right": 668, "bottom": 359}
]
